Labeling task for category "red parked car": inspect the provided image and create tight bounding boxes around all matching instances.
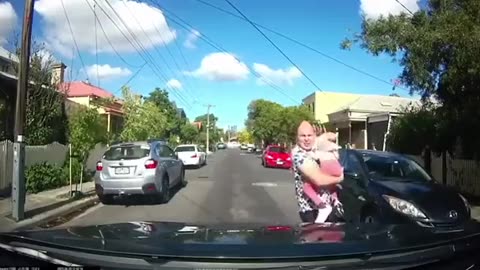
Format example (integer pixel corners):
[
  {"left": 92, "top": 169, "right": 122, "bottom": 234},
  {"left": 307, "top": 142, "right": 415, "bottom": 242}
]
[{"left": 261, "top": 145, "right": 291, "bottom": 169}]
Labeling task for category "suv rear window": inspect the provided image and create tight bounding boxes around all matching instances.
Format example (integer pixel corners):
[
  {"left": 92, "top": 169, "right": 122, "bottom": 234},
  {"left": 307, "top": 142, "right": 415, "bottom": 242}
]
[
  {"left": 103, "top": 145, "right": 150, "bottom": 160},
  {"left": 175, "top": 146, "right": 196, "bottom": 152}
]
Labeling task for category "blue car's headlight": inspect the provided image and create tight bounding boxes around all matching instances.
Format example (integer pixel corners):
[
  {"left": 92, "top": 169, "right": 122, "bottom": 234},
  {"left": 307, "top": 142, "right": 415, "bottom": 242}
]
[{"left": 382, "top": 195, "right": 427, "bottom": 219}]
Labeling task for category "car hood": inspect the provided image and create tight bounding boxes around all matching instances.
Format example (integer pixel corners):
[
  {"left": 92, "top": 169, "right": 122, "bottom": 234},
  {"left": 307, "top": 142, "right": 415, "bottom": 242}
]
[
  {"left": 371, "top": 179, "right": 469, "bottom": 222},
  {"left": 3, "top": 221, "right": 480, "bottom": 259}
]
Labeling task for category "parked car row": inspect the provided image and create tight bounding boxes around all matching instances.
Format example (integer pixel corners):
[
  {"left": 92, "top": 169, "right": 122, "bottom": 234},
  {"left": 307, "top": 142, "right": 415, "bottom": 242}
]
[{"left": 94, "top": 140, "right": 207, "bottom": 205}]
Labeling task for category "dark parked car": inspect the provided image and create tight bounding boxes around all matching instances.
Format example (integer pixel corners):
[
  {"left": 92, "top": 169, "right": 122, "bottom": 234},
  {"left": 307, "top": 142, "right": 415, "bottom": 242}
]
[{"left": 338, "top": 149, "right": 471, "bottom": 229}]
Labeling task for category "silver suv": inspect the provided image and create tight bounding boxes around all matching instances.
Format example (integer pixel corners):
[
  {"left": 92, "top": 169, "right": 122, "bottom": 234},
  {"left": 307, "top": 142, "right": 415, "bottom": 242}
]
[{"left": 94, "top": 140, "right": 186, "bottom": 204}]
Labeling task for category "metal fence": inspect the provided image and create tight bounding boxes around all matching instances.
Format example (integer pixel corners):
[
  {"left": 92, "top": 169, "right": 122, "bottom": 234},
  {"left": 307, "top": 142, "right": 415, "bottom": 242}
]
[{"left": 0, "top": 140, "right": 108, "bottom": 196}]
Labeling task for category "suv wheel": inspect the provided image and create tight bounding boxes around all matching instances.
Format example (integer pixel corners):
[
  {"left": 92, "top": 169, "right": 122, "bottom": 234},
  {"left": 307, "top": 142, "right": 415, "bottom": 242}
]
[
  {"left": 161, "top": 175, "right": 170, "bottom": 203},
  {"left": 180, "top": 168, "right": 187, "bottom": 187}
]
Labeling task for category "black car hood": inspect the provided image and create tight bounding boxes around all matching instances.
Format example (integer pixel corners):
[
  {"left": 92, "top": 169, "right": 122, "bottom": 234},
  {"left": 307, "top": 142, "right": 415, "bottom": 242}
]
[
  {"left": 371, "top": 179, "right": 469, "bottom": 222},
  {"left": 3, "top": 221, "right": 480, "bottom": 259}
]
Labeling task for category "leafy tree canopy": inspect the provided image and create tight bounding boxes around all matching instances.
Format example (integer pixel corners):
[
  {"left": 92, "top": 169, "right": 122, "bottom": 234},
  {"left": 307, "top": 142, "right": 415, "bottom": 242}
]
[{"left": 342, "top": 0, "right": 480, "bottom": 157}]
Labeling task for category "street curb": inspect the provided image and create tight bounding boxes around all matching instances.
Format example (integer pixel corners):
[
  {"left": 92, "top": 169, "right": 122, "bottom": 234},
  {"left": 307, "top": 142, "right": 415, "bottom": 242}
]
[{"left": 8, "top": 194, "right": 99, "bottom": 232}]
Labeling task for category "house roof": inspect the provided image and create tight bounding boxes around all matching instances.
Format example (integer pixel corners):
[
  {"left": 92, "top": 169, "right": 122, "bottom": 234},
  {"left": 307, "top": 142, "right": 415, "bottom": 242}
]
[
  {"left": 336, "top": 94, "right": 420, "bottom": 113},
  {"left": 59, "top": 81, "right": 114, "bottom": 98},
  {"left": 0, "top": 70, "right": 17, "bottom": 81},
  {"left": 0, "top": 46, "right": 18, "bottom": 63}
]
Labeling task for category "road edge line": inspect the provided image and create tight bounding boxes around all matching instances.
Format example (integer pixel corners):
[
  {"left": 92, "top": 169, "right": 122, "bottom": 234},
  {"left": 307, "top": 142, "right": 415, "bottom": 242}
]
[{"left": 10, "top": 195, "right": 99, "bottom": 232}]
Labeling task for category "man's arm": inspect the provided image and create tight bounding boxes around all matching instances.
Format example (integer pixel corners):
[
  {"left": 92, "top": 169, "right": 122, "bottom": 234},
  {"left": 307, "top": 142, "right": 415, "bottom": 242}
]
[
  {"left": 318, "top": 132, "right": 337, "bottom": 142},
  {"left": 299, "top": 158, "right": 343, "bottom": 186}
]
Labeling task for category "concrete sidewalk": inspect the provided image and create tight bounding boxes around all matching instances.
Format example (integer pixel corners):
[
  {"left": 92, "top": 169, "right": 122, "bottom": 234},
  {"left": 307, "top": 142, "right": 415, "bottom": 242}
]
[{"left": 0, "top": 181, "right": 97, "bottom": 232}]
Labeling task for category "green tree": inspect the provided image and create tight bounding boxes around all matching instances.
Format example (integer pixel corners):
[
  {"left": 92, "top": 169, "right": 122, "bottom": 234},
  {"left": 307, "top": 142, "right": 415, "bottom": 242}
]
[
  {"left": 194, "top": 113, "right": 220, "bottom": 145},
  {"left": 246, "top": 99, "right": 313, "bottom": 146},
  {"left": 145, "top": 88, "right": 185, "bottom": 141},
  {"left": 195, "top": 113, "right": 218, "bottom": 132},
  {"left": 341, "top": 0, "right": 480, "bottom": 157},
  {"left": 387, "top": 105, "right": 437, "bottom": 155},
  {"left": 179, "top": 123, "right": 199, "bottom": 143},
  {"left": 246, "top": 99, "right": 283, "bottom": 146},
  {"left": 120, "top": 87, "right": 167, "bottom": 141},
  {"left": 238, "top": 129, "right": 253, "bottom": 143},
  {"left": 281, "top": 105, "right": 315, "bottom": 143},
  {"left": 69, "top": 107, "right": 106, "bottom": 162},
  {"left": 19, "top": 42, "right": 68, "bottom": 145}
]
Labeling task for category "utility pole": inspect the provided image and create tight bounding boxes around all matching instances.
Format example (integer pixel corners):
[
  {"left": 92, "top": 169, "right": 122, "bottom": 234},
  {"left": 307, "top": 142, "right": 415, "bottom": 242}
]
[
  {"left": 204, "top": 104, "right": 215, "bottom": 154},
  {"left": 227, "top": 125, "right": 231, "bottom": 142},
  {"left": 12, "top": 0, "right": 35, "bottom": 221}
]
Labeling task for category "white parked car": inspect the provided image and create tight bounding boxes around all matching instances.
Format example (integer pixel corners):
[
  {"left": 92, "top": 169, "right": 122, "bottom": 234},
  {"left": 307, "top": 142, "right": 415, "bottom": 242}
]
[
  {"left": 227, "top": 141, "right": 239, "bottom": 148},
  {"left": 174, "top": 144, "right": 207, "bottom": 168}
]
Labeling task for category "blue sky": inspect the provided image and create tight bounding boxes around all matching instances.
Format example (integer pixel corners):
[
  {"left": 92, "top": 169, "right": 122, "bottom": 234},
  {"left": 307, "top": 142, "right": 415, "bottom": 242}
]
[{"left": 1, "top": 0, "right": 421, "bottom": 130}]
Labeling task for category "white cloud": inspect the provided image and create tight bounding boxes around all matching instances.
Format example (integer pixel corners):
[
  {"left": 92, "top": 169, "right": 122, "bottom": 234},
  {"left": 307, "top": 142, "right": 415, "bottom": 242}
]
[
  {"left": 0, "top": 2, "right": 17, "bottom": 44},
  {"left": 183, "top": 29, "right": 201, "bottom": 49},
  {"left": 360, "top": 0, "right": 420, "bottom": 20},
  {"left": 34, "top": 0, "right": 177, "bottom": 57},
  {"left": 166, "top": 79, "right": 182, "bottom": 89},
  {"left": 186, "top": 52, "right": 250, "bottom": 81},
  {"left": 252, "top": 63, "right": 301, "bottom": 86},
  {"left": 86, "top": 64, "right": 132, "bottom": 80}
]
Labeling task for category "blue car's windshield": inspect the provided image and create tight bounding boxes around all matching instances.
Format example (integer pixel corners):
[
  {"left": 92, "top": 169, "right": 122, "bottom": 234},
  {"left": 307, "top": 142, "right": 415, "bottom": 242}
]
[{"left": 362, "top": 154, "right": 432, "bottom": 182}]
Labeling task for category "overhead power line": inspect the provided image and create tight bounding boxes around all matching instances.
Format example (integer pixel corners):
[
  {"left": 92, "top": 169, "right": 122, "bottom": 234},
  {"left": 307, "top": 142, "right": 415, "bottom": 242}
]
[
  {"left": 94, "top": 2, "right": 100, "bottom": 86},
  {"left": 224, "top": 0, "right": 323, "bottom": 92},
  {"left": 91, "top": 0, "right": 192, "bottom": 108},
  {"left": 85, "top": 0, "right": 144, "bottom": 69},
  {"left": 102, "top": 0, "right": 191, "bottom": 108},
  {"left": 61, "top": 0, "right": 89, "bottom": 81},
  {"left": 120, "top": 0, "right": 198, "bottom": 104},
  {"left": 394, "top": 0, "right": 414, "bottom": 15},
  {"left": 194, "top": 0, "right": 405, "bottom": 91},
  {"left": 115, "top": 62, "right": 147, "bottom": 95},
  {"left": 149, "top": 0, "right": 302, "bottom": 104}
]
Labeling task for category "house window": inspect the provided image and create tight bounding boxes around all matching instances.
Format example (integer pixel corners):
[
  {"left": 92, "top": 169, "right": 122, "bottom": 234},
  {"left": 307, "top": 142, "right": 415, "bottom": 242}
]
[{"left": 1, "top": 65, "right": 8, "bottom": 72}]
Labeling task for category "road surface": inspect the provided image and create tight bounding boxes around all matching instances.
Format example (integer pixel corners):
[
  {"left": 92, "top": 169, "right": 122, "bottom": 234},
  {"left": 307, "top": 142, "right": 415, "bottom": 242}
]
[{"left": 60, "top": 149, "right": 299, "bottom": 228}]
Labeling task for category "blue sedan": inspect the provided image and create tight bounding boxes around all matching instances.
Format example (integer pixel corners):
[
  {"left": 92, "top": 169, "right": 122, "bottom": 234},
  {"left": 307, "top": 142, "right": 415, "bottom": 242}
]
[{"left": 337, "top": 149, "right": 471, "bottom": 229}]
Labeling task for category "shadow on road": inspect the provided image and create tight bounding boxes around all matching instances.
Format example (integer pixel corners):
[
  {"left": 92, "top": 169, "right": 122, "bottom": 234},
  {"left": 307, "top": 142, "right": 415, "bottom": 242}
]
[
  {"left": 106, "top": 184, "right": 185, "bottom": 207},
  {"left": 184, "top": 163, "right": 207, "bottom": 170}
]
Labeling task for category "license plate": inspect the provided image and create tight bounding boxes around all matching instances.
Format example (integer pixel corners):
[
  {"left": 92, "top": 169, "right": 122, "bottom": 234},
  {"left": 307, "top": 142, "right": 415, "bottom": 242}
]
[
  {"left": 277, "top": 161, "right": 284, "bottom": 165},
  {"left": 115, "top": 167, "right": 130, "bottom": 174}
]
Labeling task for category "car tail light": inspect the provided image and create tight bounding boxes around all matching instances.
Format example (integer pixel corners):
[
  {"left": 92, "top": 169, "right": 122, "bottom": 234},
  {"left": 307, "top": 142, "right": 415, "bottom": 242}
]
[
  {"left": 96, "top": 161, "right": 103, "bottom": 171},
  {"left": 266, "top": 225, "right": 292, "bottom": 232},
  {"left": 144, "top": 159, "right": 158, "bottom": 169},
  {"left": 191, "top": 154, "right": 198, "bottom": 158}
]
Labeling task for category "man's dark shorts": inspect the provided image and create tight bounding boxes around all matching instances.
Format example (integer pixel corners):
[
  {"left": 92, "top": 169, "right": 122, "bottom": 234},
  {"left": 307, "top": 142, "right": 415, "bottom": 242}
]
[{"left": 299, "top": 209, "right": 344, "bottom": 223}]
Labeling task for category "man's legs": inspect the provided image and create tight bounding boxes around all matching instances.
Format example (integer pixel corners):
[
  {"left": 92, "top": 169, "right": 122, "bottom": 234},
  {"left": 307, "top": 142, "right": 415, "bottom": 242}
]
[
  {"left": 299, "top": 210, "right": 318, "bottom": 223},
  {"left": 325, "top": 211, "right": 345, "bottom": 223}
]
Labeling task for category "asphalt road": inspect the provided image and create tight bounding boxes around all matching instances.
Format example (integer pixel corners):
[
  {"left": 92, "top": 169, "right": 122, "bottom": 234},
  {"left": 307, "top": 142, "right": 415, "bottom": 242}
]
[{"left": 60, "top": 148, "right": 300, "bottom": 228}]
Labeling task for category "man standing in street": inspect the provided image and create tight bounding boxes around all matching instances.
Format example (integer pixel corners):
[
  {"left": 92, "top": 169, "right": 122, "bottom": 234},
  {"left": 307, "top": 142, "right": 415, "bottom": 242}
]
[{"left": 291, "top": 121, "right": 344, "bottom": 223}]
